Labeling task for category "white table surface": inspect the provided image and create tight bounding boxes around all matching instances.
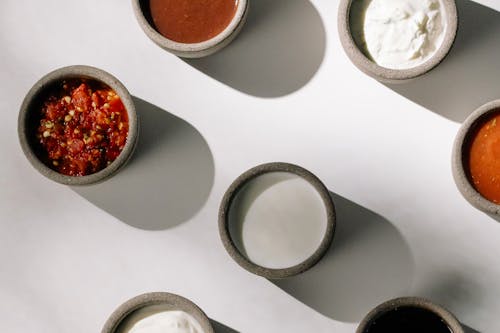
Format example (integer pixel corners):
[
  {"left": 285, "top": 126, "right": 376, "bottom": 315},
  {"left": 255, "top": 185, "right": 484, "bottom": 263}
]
[{"left": 2, "top": 0, "right": 500, "bottom": 332}]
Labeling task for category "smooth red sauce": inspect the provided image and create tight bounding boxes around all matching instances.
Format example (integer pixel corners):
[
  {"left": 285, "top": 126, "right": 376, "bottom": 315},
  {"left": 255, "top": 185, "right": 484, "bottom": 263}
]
[
  {"left": 149, "top": 0, "right": 238, "bottom": 43},
  {"left": 36, "top": 80, "right": 129, "bottom": 176},
  {"left": 468, "top": 111, "right": 500, "bottom": 204}
]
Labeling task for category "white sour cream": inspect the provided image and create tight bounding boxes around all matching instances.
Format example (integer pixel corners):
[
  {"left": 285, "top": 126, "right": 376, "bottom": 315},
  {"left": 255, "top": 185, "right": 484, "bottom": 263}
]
[
  {"left": 228, "top": 172, "right": 328, "bottom": 269},
  {"left": 120, "top": 311, "right": 204, "bottom": 333},
  {"left": 351, "top": 0, "right": 447, "bottom": 69}
]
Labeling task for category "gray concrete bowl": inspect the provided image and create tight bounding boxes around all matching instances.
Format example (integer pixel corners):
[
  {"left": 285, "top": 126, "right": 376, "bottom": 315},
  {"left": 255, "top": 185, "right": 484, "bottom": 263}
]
[
  {"left": 102, "top": 292, "right": 214, "bottom": 333},
  {"left": 357, "top": 297, "right": 464, "bottom": 333},
  {"left": 218, "top": 162, "right": 336, "bottom": 279},
  {"left": 18, "top": 65, "right": 139, "bottom": 186},
  {"left": 132, "top": 0, "right": 249, "bottom": 58},
  {"left": 452, "top": 100, "right": 500, "bottom": 217},
  {"left": 338, "top": 0, "right": 458, "bottom": 83}
]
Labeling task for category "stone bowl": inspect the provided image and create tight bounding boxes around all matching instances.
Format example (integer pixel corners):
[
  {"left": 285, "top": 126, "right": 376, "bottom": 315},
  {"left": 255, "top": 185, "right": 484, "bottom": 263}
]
[
  {"left": 338, "top": 0, "right": 458, "bottom": 83},
  {"left": 18, "top": 65, "right": 139, "bottom": 186},
  {"left": 452, "top": 100, "right": 500, "bottom": 217},
  {"left": 132, "top": 0, "right": 249, "bottom": 58},
  {"left": 357, "top": 297, "right": 464, "bottom": 333},
  {"left": 101, "top": 292, "right": 214, "bottom": 333},
  {"left": 218, "top": 162, "right": 336, "bottom": 279}
]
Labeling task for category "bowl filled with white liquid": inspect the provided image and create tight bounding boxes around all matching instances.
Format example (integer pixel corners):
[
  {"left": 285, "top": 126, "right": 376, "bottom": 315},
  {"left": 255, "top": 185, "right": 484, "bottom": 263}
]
[
  {"left": 219, "top": 162, "right": 336, "bottom": 279},
  {"left": 338, "top": 0, "right": 458, "bottom": 82},
  {"left": 102, "top": 292, "right": 214, "bottom": 333}
]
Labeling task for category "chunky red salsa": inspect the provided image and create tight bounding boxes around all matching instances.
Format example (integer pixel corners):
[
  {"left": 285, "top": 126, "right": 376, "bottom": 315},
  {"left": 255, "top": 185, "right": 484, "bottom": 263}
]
[{"left": 36, "top": 80, "right": 129, "bottom": 176}]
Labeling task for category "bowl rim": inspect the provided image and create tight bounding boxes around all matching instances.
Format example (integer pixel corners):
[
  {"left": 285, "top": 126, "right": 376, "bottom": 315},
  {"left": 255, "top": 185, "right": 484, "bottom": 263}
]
[
  {"left": 356, "top": 297, "right": 464, "bottom": 333},
  {"left": 218, "top": 162, "right": 336, "bottom": 279},
  {"left": 452, "top": 99, "right": 500, "bottom": 216},
  {"left": 338, "top": 0, "right": 458, "bottom": 82},
  {"left": 132, "top": 0, "right": 248, "bottom": 56},
  {"left": 101, "top": 292, "right": 215, "bottom": 333},
  {"left": 17, "top": 65, "right": 139, "bottom": 186}
]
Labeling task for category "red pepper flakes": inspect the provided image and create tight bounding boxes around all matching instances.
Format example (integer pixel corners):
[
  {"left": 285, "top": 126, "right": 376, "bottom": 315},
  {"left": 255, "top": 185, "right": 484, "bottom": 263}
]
[{"left": 36, "top": 79, "right": 129, "bottom": 176}]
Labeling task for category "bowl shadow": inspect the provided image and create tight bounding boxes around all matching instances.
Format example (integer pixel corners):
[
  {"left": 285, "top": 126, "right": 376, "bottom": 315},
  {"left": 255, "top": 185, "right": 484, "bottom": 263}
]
[
  {"left": 72, "top": 97, "right": 215, "bottom": 230},
  {"left": 184, "top": 0, "right": 326, "bottom": 98},
  {"left": 464, "top": 325, "right": 481, "bottom": 333},
  {"left": 210, "top": 319, "right": 240, "bottom": 333},
  {"left": 384, "top": 0, "right": 500, "bottom": 123},
  {"left": 272, "top": 192, "right": 414, "bottom": 323},
  {"left": 416, "top": 271, "right": 485, "bottom": 333}
]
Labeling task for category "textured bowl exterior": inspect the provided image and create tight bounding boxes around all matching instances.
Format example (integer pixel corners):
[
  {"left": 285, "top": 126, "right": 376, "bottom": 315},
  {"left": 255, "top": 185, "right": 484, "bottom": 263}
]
[
  {"left": 18, "top": 65, "right": 139, "bottom": 186},
  {"left": 101, "top": 292, "right": 215, "bottom": 333},
  {"left": 452, "top": 100, "right": 500, "bottom": 217},
  {"left": 219, "top": 162, "right": 336, "bottom": 279},
  {"left": 357, "top": 297, "right": 464, "bottom": 333},
  {"left": 338, "top": 0, "right": 458, "bottom": 83},
  {"left": 132, "top": 0, "right": 249, "bottom": 58}
]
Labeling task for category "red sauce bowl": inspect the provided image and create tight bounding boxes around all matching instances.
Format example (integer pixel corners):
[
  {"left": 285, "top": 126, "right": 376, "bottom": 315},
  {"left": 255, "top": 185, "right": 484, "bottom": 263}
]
[
  {"left": 452, "top": 99, "right": 500, "bottom": 218},
  {"left": 18, "top": 65, "right": 139, "bottom": 186},
  {"left": 132, "top": 0, "right": 249, "bottom": 58}
]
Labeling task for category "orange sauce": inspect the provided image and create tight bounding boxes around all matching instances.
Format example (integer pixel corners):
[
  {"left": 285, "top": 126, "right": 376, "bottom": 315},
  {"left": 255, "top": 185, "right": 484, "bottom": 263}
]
[
  {"left": 468, "top": 111, "right": 500, "bottom": 204},
  {"left": 149, "top": 0, "right": 238, "bottom": 44}
]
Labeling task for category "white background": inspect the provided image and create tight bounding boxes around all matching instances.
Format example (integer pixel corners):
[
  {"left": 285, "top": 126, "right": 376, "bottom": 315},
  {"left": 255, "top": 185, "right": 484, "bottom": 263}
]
[{"left": 1, "top": 0, "right": 500, "bottom": 332}]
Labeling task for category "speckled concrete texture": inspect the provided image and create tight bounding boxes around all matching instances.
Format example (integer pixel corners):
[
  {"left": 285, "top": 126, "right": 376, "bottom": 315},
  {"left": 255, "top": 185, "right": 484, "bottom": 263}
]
[
  {"left": 338, "top": 0, "right": 458, "bottom": 83},
  {"left": 18, "top": 65, "right": 139, "bottom": 186},
  {"left": 218, "top": 162, "right": 336, "bottom": 279},
  {"left": 132, "top": 0, "right": 249, "bottom": 58}
]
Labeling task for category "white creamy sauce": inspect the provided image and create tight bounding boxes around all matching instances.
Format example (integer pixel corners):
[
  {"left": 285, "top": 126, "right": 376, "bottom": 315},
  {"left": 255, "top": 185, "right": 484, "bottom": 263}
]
[
  {"left": 118, "top": 310, "right": 204, "bottom": 333},
  {"left": 228, "top": 172, "right": 328, "bottom": 269},
  {"left": 351, "top": 0, "right": 446, "bottom": 69}
]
